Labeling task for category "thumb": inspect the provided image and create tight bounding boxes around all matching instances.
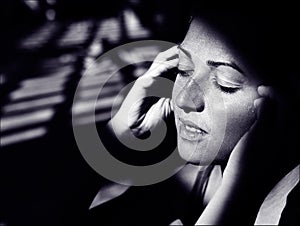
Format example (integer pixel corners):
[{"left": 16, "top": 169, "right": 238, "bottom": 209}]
[
  {"left": 253, "top": 96, "right": 277, "bottom": 139},
  {"left": 224, "top": 96, "right": 276, "bottom": 179}
]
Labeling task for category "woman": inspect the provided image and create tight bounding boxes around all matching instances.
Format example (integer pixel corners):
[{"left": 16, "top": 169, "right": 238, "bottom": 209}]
[{"left": 89, "top": 4, "right": 299, "bottom": 225}]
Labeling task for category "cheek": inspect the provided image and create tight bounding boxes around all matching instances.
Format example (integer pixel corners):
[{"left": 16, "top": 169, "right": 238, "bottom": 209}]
[
  {"left": 219, "top": 90, "right": 258, "bottom": 157},
  {"left": 227, "top": 90, "right": 257, "bottom": 129}
]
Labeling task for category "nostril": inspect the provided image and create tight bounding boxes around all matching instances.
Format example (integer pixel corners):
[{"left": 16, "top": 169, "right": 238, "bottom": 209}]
[
  {"left": 182, "top": 101, "right": 204, "bottom": 113},
  {"left": 183, "top": 106, "right": 195, "bottom": 113}
]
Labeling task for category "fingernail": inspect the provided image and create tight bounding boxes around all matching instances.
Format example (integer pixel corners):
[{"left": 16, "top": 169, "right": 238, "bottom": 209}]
[{"left": 258, "top": 85, "right": 271, "bottom": 97}]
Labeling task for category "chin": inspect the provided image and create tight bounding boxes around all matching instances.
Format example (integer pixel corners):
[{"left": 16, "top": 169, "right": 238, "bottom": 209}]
[{"left": 177, "top": 136, "right": 215, "bottom": 166}]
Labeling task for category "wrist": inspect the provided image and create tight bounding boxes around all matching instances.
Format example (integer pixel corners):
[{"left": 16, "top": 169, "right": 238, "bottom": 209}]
[{"left": 108, "top": 114, "right": 130, "bottom": 139}]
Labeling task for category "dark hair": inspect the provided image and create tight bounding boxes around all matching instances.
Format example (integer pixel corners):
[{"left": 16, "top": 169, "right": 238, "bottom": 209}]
[{"left": 188, "top": 2, "right": 298, "bottom": 89}]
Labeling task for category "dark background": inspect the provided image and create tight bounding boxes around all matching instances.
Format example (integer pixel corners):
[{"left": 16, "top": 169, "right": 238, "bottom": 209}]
[
  {"left": 1, "top": 1, "right": 300, "bottom": 226},
  {"left": 0, "top": 0, "right": 191, "bottom": 225}
]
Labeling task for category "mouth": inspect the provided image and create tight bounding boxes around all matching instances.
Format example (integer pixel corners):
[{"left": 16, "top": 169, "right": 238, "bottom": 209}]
[{"left": 178, "top": 117, "right": 208, "bottom": 142}]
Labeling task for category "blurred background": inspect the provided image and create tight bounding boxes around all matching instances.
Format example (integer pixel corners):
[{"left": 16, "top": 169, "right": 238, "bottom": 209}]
[{"left": 0, "top": 0, "right": 191, "bottom": 225}]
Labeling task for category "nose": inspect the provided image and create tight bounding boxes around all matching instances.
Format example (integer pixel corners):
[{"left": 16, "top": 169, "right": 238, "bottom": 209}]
[{"left": 175, "top": 78, "right": 205, "bottom": 113}]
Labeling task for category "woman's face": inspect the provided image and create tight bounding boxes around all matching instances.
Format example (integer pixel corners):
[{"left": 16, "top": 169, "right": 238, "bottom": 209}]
[{"left": 172, "top": 18, "right": 261, "bottom": 165}]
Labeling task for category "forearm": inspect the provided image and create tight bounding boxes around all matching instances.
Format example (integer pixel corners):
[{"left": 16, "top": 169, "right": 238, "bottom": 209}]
[{"left": 196, "top": 178, "right": 266, "bottom": 225}]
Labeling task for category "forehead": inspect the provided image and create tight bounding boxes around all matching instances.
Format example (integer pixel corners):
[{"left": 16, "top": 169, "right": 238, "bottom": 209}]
[{"left": 181, "top": 18, "right": 240, "bottom": 63}]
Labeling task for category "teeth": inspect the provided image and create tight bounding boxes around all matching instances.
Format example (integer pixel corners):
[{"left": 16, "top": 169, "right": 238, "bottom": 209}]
[{"left": 184, "top": 124, "right": 202, "bottom": 134}]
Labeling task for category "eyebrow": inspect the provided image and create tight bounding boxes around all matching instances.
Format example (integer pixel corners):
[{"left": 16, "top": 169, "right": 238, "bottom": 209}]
[
  {"left": 207, "top": 60, "right": 244, "bottom": 74},
  {"left": 178, "top": 45, "right": 245, "bottom": 74}
]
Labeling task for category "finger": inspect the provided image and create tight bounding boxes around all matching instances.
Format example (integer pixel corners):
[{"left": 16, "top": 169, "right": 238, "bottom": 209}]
[
  {"left": 161, "top": 45, "right": 179, "bottom": 56},
  {"left": 253, "top": 96, "right": 276, "bottom": 132},
  {"left": 258, "top": 85, "right": 275, "bottom": 99},
  {"left": 156, "top": 45, "right": 178, "bottom": 61},
  {"left": 170, "top": 99, "right": 174, "bottom": 112},
  {"left": 253, "top": 97, "right": 265, "bottom": 119},
  {"left": 256, "top": 85, "right": 278, "bottom": 122},
  {"left": 229, "top": 97, "right": 276, "bottom": 167},
  {"left": 147, "top": 58, "right": 179, "bottom": 77},
  {"left": 138, "top": 98, "right": 166, "bottom": 130},
  {"left": 156, "top": 58, "right": 179, "bottom": 71},
  {"left": 162, "top": 98, "right": 172, "bottom": 118}
]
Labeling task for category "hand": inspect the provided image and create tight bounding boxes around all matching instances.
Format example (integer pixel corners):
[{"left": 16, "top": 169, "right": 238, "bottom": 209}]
[
  {"left": 109, "top": 46, "right": 179, "bottom": 138},
  {"left": 196, "top": 85, "right": 299, "bottom": 225},
  {"left": 223, "top": 85, "right": 299, "bottom": 193}
]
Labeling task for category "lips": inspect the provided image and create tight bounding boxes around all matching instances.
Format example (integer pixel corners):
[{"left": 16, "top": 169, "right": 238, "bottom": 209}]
[{"left": 178, "top": 117, "right": 208, "bottom": 142}]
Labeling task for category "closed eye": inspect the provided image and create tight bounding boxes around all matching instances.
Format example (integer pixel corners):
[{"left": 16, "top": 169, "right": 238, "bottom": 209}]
[
  {"left": 216, "top": 83, "right": 239, "bottom": 93},
  {"left": 178, "top": 68, "right": 193, "bottom": 77},
  {"left": 212, "top": 77, "right": 240, "bottom": 94}
]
